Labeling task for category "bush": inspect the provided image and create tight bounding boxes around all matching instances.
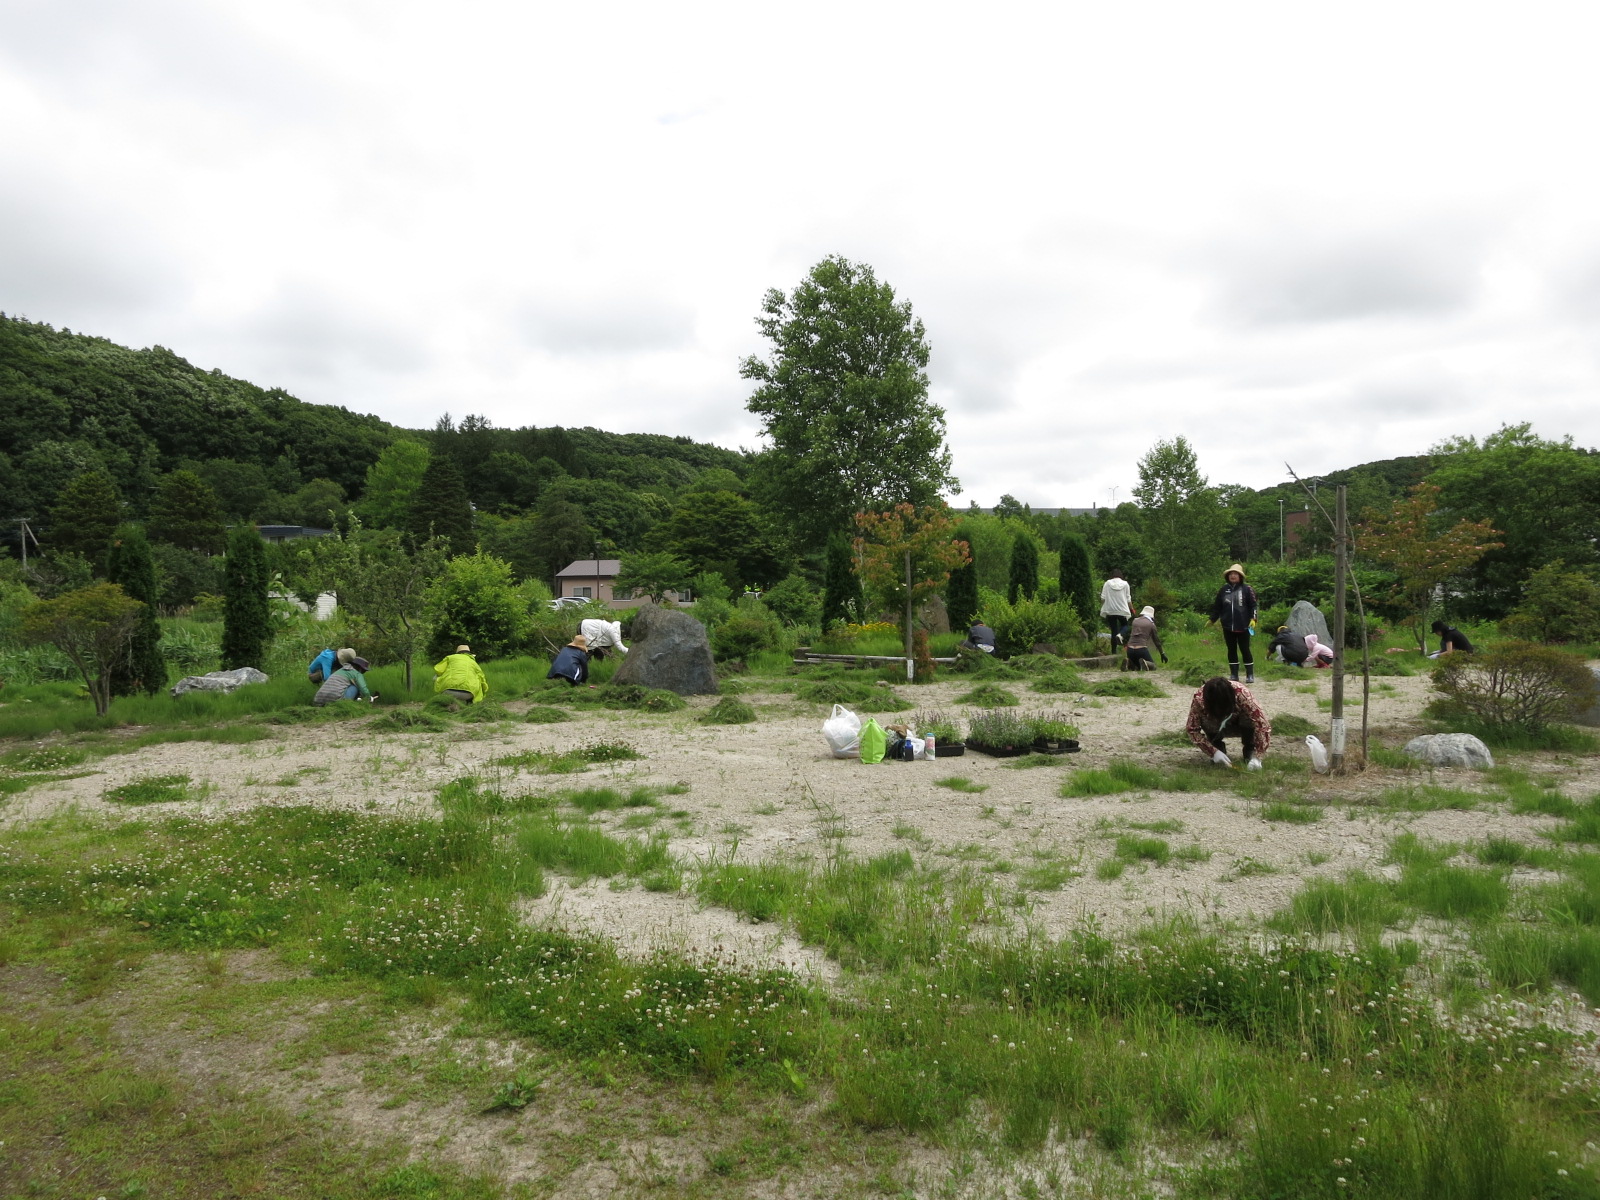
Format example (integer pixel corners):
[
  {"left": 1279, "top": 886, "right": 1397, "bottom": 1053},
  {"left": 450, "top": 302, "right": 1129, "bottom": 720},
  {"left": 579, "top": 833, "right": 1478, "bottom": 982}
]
[
  {"left": 1500, "top": 560, "right": 1600, "bottom": 644},
  {"left": 760, "top": 574, "right": 820, "bottom": 627},
  {"left": 984, "top": 596, "right": 1081, "bottom": 657},
  {"left": 426, "top": 553, "right": 530, "bottom": 659},
  {"left": 1431, "top": 640, "right": 1598, "bottom": 730},
  {"left": 712, "top": 607, "right": 782, "bottom": 661}
]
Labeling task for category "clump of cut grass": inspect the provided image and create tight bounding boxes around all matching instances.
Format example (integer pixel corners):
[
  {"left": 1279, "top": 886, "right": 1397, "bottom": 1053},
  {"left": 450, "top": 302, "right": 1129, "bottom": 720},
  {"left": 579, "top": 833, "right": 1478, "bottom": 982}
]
[
  {"left": 700, "top": 697, "right": 757, "bottom": 724},
  {"left": 522, "top": 705, "right": 571, "bottom": 724},
  {"left": 1031, "top": 668, "right": 1087, "bottom": 694},
  {"left": 1174, "top": 844, "right": 1213, "bottom": 863},
  {"left": 1373, "top": 782, "right": 1483, "bottom": 811},
  {"left": 371, "top": 709, "right": 450, "bottom": 733},
  {"left": 103, "top": 774, "right": 196, "bottom": 806},
  {"left": 454, "top": 701, "right": 512, "bottom": 723},
  {"left": 1060, "top": 760, "right": 1164, "bottom": 797},
  {"left": 1003, "top": 753, "right": 1063, "bottom": 769},
  {"left": 577, "top": 739, "right": 641, "bottom": 763},
  {"left": 1088, "top": 677, "right": 1166, "bottom": 699},
  {"left": 955, "top": 684, "right": 1020, "bottom": 707},
  {"left": 592, "top": 683, "right": 686, "bottom": 713},
  {"left": 795, "top": 679, "right": 913, "bottom": 712},
  {"left": 935, "top": 776, "right": 988, "bottom": 793},
  {"left": 1476, "top": 836, "right": 1560, "bottom": 869},
  {"left": 1259, "top": 801, "right": 1322, "bottom": 824}
]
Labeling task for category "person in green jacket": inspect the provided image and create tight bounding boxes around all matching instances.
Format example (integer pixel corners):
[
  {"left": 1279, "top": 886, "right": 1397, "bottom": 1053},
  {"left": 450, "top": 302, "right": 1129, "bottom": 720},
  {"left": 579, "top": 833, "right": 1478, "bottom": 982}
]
[{"left": 434, "top": 644, "right": 488, "bottom": 704}]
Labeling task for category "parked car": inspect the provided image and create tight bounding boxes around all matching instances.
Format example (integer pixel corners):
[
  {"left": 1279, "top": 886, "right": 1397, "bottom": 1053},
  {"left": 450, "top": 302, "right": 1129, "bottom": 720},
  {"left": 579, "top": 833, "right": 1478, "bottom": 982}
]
[{"left": 548, "top": 596, "right": 592, "bottom": 611}]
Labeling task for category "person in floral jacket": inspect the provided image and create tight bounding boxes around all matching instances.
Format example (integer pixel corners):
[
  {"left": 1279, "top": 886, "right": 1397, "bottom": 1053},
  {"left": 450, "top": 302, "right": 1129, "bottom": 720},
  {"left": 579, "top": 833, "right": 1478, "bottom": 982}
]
[{"left": 1185, "top": 677, "right": 1271, "bottom": 770}]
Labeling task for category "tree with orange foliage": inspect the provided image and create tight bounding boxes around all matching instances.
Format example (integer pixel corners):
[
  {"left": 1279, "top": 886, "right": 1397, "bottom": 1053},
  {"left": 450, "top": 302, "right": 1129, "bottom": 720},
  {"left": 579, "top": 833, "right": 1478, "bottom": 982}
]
[
  {"left": 853, "top": 504, "right": 970, "bottom": 680},
  {"left": 1357, "top": 482, "right": 1502, "bottom": 651}
]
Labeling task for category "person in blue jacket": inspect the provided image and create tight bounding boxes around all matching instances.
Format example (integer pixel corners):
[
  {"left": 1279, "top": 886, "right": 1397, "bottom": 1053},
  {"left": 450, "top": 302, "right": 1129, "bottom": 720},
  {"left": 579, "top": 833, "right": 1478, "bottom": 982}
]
[
  {"left": 308, "top": 647, "right": 337, "bottom": 685},
  {"left": 546, "top": 634, "right": 591, "bottom": 687}
]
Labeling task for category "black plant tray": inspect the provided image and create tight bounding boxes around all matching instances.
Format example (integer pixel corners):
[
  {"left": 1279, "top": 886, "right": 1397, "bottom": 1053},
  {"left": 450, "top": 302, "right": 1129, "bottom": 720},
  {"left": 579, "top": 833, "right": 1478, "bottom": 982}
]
[
  {"left": 1031, "top": 738, "right": 1081, "bottom": 755},
  {"left": 966, "top": 741, "right": 1031, "bottom": 758},
  {"left": 933, "top": 741, "right": 966, "bottom": 757}
]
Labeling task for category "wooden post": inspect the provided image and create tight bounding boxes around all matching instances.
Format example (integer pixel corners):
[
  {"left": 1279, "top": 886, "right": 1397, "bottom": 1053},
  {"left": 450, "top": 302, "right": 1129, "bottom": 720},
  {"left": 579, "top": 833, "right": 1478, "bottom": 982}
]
[
  {"left": 1330, "top": 485, "right": 1348, "bottom": 772},
  {"left": 904, "top": 549, "right": 914, "bottom": 683}
]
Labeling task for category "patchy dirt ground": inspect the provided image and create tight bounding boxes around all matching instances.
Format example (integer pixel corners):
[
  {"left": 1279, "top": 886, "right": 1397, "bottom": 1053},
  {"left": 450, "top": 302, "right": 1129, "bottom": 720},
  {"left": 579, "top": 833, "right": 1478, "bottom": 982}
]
[{"left": 7, "top": 664, "right": 1593, "bottom": 961}]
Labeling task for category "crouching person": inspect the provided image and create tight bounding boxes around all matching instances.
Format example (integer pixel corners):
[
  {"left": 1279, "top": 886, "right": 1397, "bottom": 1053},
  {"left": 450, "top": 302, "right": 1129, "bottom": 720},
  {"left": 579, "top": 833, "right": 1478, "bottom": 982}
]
[
  {"left": 579, "top": 618, "right": 628, "bottom": 661},
  {"left": 313, "top": 649, "right": 373, "bottom": 705},
  {"left": 546, "top": 635, "right": 591, "bottom": 687},
  {"left": 1185, "top": 676, "right": 1271, "bottom": 771},
  {"left": 434, "top": 644, "right": 488, "bottom": 704}
]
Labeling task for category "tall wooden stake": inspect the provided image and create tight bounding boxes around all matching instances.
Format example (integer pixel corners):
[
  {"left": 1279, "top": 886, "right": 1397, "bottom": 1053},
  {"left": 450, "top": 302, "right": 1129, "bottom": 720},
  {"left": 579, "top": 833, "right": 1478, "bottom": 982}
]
[
  {"left": 1331, "top": 485, "right": 1348, "bottom": 772},
  {"left": 904, "top": 549, "right": 915, "bottom": 683}
]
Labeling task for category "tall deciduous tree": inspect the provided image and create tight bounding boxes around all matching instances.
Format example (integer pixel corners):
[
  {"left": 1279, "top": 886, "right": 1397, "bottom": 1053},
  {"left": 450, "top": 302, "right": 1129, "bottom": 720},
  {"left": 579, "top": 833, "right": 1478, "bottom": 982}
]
[
  {"left": 151, "top": 470, "right": 227, "bottom": 554},
  {"left": 1357, "top": 482, "right": 1502, "bottom": 650},
  {"left": 616, "top": 551, "right": 690, "bottom": 604},
  {"left": 358, "top": 441, "right": 431, "bottom": 529},
  {"left": 21, "top": 582, "right": 144, "bottom": 715},
  {"left": 48, "top": 470, "right": 121, "bottom": 570},
  {"left": 1427, "top": 424, "right": 1600, "bottom": 618},
  {"left": 1134, "top": 437, "right": 1229, "bottom": 582},
  {"left": 648, "top": 491, "right": 787, "bottom": 589},
  {"left": 105, "top": 525, "right": 165, "bottom": 695},
  {"left": 741, "top": 256, "right": 957, "bottom": 544},
  {"left": 307, "top": 521, "right": 448, "bottom": 691},
  {"left": 220, "top": 525, "right": 272, "bottom": 669},
  {"left": 529, "top": 494, "right": 593, "bottom": 585},
  {"left": 1058, "top": 534, "right": 1094, "bottom": 626},
  {"left": 1008, "top": 531, "right": 1040, "bottom": 604},
  {"left": 407, "top": 453, "right": 474, "bottom": 552}
]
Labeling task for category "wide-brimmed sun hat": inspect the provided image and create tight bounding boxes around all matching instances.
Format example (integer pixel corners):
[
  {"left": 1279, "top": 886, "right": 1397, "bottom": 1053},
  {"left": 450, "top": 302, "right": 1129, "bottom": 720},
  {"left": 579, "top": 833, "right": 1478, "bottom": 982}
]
[
  {"left": 455, "top": 644, "right": 472, "bottom": 653},
  {"left": 1222, "top": 563, "right": 1247, "bottom": 581}
]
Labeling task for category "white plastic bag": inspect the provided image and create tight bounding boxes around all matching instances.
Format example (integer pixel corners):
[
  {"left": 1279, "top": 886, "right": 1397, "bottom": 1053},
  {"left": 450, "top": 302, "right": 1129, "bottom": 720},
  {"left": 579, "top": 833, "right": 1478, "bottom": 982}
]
[
  {"left": 906, "top": 728, "right": 927, "bottom": 760},
  {"left": 823, "top": 704, "right": 862, "bottom": 758},
  {"left": 1305, "top": 734, "right": 1329, "bottom": 774}
]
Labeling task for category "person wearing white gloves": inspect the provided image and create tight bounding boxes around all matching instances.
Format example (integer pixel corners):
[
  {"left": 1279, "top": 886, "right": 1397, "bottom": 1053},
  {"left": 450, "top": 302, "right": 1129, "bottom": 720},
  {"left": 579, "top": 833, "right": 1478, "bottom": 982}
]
[{"left": 1184, "top": 676, "right": 1272, "bottom": 770}]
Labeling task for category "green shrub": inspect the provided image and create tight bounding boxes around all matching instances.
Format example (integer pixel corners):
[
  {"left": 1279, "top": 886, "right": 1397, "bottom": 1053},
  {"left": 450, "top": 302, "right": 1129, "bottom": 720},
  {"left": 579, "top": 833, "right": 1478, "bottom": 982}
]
[
  {"left": 712, "top": 611, "right": 782, "bottom": 661},
  {"left": 984, "top": 596, "right": 1081, "bottom": 657},
  {"left": 1431, "top": 641, "right": 1598, "bottom": 731}
]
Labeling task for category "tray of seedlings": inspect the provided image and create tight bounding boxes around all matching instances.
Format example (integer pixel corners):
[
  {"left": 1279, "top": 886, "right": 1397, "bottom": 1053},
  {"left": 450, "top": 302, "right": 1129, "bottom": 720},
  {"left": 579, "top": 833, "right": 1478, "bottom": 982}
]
[
  {"left": 967, "top": 709, "right": 1081, "bottom": 757},
  {"left": 914, "top": 710, "right": 966, "bottom": 756}
]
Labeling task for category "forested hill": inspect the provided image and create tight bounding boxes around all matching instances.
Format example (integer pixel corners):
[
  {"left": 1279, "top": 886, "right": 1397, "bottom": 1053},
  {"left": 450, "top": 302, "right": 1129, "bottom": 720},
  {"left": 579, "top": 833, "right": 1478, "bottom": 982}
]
[{"left": 0, "top": 315, "right": 745, "bottom": 533}]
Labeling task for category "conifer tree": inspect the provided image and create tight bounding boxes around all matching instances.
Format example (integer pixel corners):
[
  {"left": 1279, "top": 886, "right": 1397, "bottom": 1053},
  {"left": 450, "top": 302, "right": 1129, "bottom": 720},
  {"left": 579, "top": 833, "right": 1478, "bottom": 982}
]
[
  {"left": 946, "top": 526, "right": 979, "bottom": 631},
  {"left": 1057, "top": 533, "right": 1094, "bottom": 626},
  {"left": 49, "top": 470, "right": 121, "bottom": 571},
  {"left": 406, "top": 453, "right": 474, "bottom": 552},
  {"left": 105, "top": 525, "right": 165, "bottom": 695},
  {"left": 150, "top": 469, "right": 227, "bottom": 554},
  {"left": 1008, "top": 531, "right": 1040, "bottom": 604},
  {"left": 221, "top": 525, "right": 272, "bottom": 669},
  {"left": 821, "top": 530, "right": 862, "bottom": 628}
]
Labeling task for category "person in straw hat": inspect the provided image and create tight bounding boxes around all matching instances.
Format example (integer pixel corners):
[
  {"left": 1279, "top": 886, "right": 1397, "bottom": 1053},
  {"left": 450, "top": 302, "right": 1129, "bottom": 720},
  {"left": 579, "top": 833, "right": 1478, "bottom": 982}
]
[
  {"left": 1207, "top": 563, "right": 1258, "bottom": 683},
  {"left": 433, "top": 644, "right": 489, "bottom": 703},
  {"left": 546, "top": 634, "right": 591, "bottom": 687}
]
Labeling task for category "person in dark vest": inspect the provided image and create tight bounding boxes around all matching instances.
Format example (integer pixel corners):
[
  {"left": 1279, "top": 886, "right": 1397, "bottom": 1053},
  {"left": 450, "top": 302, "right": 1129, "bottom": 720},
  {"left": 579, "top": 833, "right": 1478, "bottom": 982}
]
[
  {"left": 1429, "top": 620, "right": 1474, "bottom": 657},
  {"left": 959, "top": 623, "right": 997, "bottom": 654},
  {"left": 547, "top": 634, "right": 591, "bottom": 686},
  {"left": 1207, "top": 563, "right": 1258, "bottom": 683},
  {"left": 1268, "top": 626, "right": 1309, "bottom": 667}
]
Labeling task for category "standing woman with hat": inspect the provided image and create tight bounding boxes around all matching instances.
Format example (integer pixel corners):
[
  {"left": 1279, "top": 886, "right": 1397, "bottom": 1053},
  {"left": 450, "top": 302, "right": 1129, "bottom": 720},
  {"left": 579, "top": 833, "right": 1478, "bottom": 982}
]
[
  {"left": 433, "top": 644, "right": 489, "bottom": 704},
  {"left": 1208, "top": 564, "right": 1258, "bottom": 683}
]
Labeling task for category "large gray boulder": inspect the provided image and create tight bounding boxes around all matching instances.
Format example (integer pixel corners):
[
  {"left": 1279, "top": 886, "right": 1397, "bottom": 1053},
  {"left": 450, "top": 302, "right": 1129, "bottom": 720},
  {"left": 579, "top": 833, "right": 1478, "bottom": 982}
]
[
  {"left": 1574, "top": 666, "right": 1600, "bottom": 728},
  {"left": 1402, "top": 733, "right": 1494, "bottom": 769},
  {"left": 1286, "top": 600, "right": 1333, "bottom": 644},
  {"left": 610, "top": 604, "right": 718, "bottom": 695}
]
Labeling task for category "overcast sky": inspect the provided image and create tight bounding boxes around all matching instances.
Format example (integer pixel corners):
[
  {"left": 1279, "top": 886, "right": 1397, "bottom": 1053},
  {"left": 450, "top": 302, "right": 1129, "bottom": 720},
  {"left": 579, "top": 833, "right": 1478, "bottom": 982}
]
[{"left": 4, "top": 0, "right": 1599, "bottom": 506}]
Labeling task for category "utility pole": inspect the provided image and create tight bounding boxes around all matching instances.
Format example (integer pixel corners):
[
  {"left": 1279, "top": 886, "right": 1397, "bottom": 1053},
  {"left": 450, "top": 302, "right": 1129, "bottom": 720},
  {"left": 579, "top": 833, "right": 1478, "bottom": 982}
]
[
  {"left": 904, "top": 549, "right": 914, "bottom": 683},
  {"left": 1278, "top": 498, "right": 1284, "bottom": 563},
  {"left": 1330, "top": 485, "right": 1348, "bottom": 772},
  {"left": 15, "top": 518, "right": 37, "bottom": 570}
]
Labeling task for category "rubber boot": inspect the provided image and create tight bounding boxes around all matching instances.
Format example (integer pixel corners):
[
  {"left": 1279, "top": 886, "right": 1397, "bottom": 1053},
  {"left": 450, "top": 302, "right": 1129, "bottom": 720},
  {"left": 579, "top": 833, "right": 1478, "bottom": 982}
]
[
  {"left": 1229, "top": 667, "right": 1239, "bottom": 682},
  {"left": 1246, "top": 669, "right": 1255, "bottom": 684}
]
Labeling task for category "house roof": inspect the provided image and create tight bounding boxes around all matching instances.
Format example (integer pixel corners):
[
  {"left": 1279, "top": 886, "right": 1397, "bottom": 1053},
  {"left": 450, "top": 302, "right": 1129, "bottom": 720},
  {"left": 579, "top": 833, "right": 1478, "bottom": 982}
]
[{"left": 556, "top": 559, "right": 622, "bottom": 578}]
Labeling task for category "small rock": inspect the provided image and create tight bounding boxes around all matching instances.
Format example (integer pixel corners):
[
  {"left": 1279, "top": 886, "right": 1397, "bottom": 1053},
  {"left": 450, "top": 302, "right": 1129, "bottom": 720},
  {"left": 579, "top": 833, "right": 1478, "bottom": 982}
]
[{"left": 1401, "top": 732, "right": 1494, "bottom": 769}]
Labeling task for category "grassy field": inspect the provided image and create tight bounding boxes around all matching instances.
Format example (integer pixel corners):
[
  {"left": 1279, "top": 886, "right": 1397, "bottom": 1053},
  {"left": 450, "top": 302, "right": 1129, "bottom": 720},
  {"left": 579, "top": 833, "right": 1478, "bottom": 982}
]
[{"left": 2, "top": 624, "right": 1599, "bottom": 1198}]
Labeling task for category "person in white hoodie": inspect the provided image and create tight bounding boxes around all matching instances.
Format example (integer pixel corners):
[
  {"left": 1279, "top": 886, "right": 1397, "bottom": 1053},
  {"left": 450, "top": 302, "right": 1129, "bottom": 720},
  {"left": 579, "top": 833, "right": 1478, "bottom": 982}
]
[
  {"left": 578, "top": 618, "right": 629, "bottom": 660},
  {"left": 1099, "top": 569, "right": 1134, "bottom": 648}
]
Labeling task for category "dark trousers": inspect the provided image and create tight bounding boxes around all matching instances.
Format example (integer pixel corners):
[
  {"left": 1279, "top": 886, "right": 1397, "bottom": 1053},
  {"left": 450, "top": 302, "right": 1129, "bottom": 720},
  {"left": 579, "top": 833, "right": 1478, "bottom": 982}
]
[
  {"left": 1217, "top": 728, "right": 1258, "bottom": 760},
  {"left": 1222, "top": 628, "right": 1253, "bottom": 676},
  {"left": 1126, "top": 647, "right": 1155, "bottom": 671},
  {"left": 1106, "top": 615, "right": 1130, "bottom": 646}
]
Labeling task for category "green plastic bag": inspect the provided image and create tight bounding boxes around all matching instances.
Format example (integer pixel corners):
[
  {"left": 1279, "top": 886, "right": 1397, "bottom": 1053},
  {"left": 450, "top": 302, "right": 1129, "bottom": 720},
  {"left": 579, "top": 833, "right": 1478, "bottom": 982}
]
[{"left": 858, "top": 718, "right": 887, "bottom": 764}]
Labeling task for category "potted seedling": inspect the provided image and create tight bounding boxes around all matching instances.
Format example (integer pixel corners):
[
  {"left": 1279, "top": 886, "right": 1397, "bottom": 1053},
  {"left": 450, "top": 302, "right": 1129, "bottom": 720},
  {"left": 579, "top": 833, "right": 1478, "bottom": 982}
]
[
  {"left": 1028, "top": 711, "right": 1081, "bottom": 754},
  {"left": 965, "top": 708, "right": 1035, "bottom": 757},
  {"left": 915, "top": 710, "right": 966, "bottom": 757}
]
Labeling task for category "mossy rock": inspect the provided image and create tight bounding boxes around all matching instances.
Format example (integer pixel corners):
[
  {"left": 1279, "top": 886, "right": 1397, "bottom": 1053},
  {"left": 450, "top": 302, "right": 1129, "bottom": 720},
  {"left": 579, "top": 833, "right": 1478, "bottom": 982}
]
[
  {"left": 955, "top": 684, "right": 1020, "bottom": 707},
  {"left": 523, "top": 705, "right": 572, "bottom": 724},
  {"left": 700, "top": 697, "right": 758, "bottom": 725}
]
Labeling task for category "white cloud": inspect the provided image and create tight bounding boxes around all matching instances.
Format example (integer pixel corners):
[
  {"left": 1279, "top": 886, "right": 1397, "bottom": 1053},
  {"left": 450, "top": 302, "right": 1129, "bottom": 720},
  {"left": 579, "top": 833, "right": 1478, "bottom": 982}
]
[{"left": 3, "top": 0, "right": 1600, "bottom": 506}]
